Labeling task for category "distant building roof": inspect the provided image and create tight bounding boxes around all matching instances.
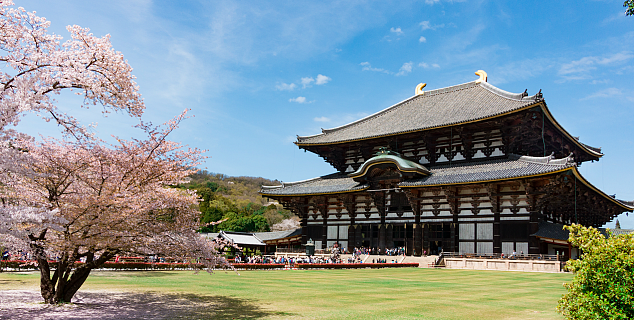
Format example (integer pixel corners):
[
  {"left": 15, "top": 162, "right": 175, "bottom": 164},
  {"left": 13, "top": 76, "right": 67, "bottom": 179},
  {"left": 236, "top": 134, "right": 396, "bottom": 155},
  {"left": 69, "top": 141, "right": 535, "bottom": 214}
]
[
  {"left": 218, "top": 231, "right": 265, "bottom": 246},
  {"left": 254, "top": 228, "right": 302, "bottom": 241},
  {"left": 610, "top": 227, "right": 634, "bottom": 236},
  {"left": 201, "top": 229, "right": 302, "bottom": 245}
]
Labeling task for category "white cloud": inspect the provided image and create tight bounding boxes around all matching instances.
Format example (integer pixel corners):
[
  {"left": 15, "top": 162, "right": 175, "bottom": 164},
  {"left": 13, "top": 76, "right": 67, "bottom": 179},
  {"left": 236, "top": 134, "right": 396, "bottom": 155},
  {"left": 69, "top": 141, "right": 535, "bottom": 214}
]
[
  {"left": 424, "top": 0, "right": 441, "bottom": 4},
  {"left": 289, "top": 96, "right": 308, "bottom": 103},
  {"left": 301, "top": 77, "right": 314, "bottom": 88},
  {"left": 559, "top": 51, "right": 634, "bottom": 81},
  {"left": 581, "top": 88, "right": 622, "bottom": 100},
  {"left": 419, "top": 21, "right": 444, "bottom": 31},
  {"left": 418, "top": 62, "right": 440, "bottom": 69},
  {"left": 315, "top": 74, "right": 331, "bottom": 85},
  {"left": 276, "top": 82, "right": 297, "bottom": 91},
  {"left": 360, "top": 62, "right": 390, "bottom": 74},
  {"left": 419, "top": 36, "right": 427, "bottom": 43},
  {"left": 390, "top": 27, "right": 403, "bottom": 35},
  {"left": 314, "top": 116, "right": 330, "bottom": 122},
  {"left": 395, "top": 62, "right": 413, "bottom": 76}
]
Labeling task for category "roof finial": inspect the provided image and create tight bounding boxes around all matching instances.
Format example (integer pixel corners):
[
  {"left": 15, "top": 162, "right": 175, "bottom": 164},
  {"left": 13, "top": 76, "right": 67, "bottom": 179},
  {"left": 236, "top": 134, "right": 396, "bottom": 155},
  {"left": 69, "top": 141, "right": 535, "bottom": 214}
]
[
  {"left": 415, "top": 83, "right": 427, "bottom": 95},
  {"left": 475, "top": 70, "right": 487, "bottom": 83}
]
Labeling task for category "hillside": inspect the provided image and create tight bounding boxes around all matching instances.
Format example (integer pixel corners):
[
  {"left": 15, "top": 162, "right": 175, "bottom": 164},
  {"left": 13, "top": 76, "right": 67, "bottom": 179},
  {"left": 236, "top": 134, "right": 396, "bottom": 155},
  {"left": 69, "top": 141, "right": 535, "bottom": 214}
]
[{"left": 182, "top": 171, "right": 295, "bottom": 233}]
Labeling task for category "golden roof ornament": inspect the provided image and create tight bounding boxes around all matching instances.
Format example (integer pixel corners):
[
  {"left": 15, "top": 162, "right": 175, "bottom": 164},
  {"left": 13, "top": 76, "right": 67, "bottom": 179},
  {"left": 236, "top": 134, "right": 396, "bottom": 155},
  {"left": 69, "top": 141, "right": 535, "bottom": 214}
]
[
  {"left": 415, "top": 83, "right": 427, "bottom": 95},
  {"left": 475, "top": 70, "right": 487, "bottom": 83}
]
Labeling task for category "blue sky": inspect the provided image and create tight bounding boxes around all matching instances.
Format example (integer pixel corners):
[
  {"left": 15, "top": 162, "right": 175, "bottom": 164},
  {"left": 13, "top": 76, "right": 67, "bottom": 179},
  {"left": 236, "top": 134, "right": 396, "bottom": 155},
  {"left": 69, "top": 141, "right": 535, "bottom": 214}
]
[{"left": 16, "top": 0, "right": 634, "bottom": 228}]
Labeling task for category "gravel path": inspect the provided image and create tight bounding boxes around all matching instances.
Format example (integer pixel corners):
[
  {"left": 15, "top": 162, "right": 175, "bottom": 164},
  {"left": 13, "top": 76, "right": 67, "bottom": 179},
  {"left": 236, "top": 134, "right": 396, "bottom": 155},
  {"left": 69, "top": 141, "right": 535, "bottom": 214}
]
[{"left": 0, "top": 290, "right": 278, "bottom": 319}]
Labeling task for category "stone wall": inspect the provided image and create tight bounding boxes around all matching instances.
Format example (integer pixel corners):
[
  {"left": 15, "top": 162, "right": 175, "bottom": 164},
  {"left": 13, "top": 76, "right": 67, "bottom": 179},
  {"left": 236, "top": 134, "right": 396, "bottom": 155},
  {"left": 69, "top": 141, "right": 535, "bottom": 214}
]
[{"left": 444, "top": 258, "right": 563, "bottom": 272}]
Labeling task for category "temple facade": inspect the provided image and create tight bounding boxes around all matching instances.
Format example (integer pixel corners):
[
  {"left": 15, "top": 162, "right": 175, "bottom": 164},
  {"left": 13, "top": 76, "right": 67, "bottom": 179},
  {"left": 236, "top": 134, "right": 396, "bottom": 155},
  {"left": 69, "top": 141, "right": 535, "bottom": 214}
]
[{"left": 260, "top": 71, "right": 633, "bottom": 257}]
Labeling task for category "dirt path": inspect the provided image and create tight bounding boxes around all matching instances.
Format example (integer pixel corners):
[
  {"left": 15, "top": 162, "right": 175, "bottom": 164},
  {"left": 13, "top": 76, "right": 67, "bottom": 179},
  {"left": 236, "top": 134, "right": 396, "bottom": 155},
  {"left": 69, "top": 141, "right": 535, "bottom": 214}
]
[{"left": 0, "top": 289, "right": 278, "bottom": 319}]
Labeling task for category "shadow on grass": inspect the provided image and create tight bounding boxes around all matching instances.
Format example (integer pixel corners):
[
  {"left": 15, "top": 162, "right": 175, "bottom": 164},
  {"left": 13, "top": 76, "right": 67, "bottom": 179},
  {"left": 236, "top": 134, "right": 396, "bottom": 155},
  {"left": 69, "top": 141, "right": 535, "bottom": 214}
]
[{"left": 0, "top": 290, "right": 292, "bottom": 319}]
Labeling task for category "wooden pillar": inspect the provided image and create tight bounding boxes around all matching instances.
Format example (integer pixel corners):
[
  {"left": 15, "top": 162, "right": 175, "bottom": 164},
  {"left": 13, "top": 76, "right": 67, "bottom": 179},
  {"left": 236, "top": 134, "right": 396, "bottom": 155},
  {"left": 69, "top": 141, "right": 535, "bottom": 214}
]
[
  {"left": 444, "top": 187, "right": 459, "bottom": 252},
  {"left": 345, "top": 195, "right": 357, "bottom": 254},
  {"left": 316, "top": 196, "right": 329, "bottom": 249},
  {"left": 487, "top": 184, "right": 501, "bottom": 254},
  {"left": 301, "top": 214, "right": 308, "bottom": 245},
  {"left": 348, "top": 225, "right": 356, "bottom": 253},
  {"left": 523, "top": 180, "right": 540, "bottom": 254},
  {"left": 371, "top": 192, "right": 387, "bottom": 252},
  {"left": 379, "top": 221, "right": 386, "bottom": 252},
  {"left": 414, "top": 199, "right": 422, "bottom": 256},
  {"left": 321, "top": 216, "right": 328, "bottom": 249},
  {"left": 405, "top": 189, "right": 423, "bottom": 256}
]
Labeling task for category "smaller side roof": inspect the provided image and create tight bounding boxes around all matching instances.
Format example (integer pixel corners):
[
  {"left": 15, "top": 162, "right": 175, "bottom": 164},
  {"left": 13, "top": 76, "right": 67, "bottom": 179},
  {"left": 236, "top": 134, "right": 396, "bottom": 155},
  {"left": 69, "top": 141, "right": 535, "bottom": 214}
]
[
  {"left": 260, "top": 172, "right": 369, "bottom": 196},
  {"left": 219, "top": 231, "right": 265, "bottom": 246},
  {"left": 532, "top": 222, "right": 570, "bottom": 242},
  {"left": 254, "top": 228, "right": 302, "bottom": 241}
]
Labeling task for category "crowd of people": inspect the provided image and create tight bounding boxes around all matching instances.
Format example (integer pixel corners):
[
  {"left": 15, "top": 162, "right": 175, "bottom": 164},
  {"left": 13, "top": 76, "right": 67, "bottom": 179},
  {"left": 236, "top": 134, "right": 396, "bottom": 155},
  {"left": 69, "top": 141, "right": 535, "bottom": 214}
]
[{"left": 351, "top": 246, "right": 406, "bottom": 256}]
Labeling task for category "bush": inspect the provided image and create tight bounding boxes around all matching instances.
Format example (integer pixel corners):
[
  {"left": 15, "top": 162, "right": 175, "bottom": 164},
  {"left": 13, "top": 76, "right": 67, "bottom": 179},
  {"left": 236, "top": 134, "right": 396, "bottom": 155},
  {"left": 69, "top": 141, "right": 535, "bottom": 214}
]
[{"left": 557, "top": 224, "right": 634, "bottom": 320}]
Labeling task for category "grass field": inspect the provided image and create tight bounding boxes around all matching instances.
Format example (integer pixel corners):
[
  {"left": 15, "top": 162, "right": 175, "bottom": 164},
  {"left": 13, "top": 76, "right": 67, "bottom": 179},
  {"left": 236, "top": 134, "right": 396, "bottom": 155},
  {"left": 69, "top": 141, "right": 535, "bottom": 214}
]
[{"left": 0, "top": 268, "right": 571, "bottom": 319}]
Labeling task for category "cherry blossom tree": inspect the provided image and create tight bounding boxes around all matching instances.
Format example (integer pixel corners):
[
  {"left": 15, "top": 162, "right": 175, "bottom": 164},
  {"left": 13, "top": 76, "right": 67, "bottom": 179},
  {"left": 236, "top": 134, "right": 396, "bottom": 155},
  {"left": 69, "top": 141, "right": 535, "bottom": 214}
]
[
  {"left": 0, "top": 2, "right": 228, "bottom": 303},
  {"left": 0, "top": 0, "right": 144, "bottom": 136},
  {"left": 2, "top": 113, "right": 229, "bottom": 304}
]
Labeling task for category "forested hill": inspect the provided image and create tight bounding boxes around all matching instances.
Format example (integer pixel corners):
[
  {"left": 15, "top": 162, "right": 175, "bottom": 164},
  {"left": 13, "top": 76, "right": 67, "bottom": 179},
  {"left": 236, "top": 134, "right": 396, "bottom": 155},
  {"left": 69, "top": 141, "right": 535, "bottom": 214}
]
[
  {"left": 182, "top": 171, "right": 295, "bottom": 233},
  {"left": 187, "top": 170, "right": 280, "bottom": 205}
]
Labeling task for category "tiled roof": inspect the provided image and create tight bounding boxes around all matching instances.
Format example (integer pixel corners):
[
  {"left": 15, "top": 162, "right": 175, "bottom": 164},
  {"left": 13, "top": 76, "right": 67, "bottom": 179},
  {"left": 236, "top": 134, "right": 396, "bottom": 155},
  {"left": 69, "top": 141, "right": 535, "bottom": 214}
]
[
  {"left": 219, "top": 231, "right": 266, "bottom": 246},
  {"left": 260, "top": 172, "right": 369, "bottom": 196},
  {"left": 610, "top": 228, "right": 634, "bottom": 236},
  {"left": 254, "top": 228, "right": 302, "bottom": 241},
  {"left": 261, "top": 154, "right": 574, "bottom": 195},
  {"left": 297, "top": 81, "right": 542, "bottom": 145},
  {"left": 399, "top": 154, "right": 574, "bottom": 187},
  {"left": 532, "top": 222, "right": 570, "bottom": 241}
]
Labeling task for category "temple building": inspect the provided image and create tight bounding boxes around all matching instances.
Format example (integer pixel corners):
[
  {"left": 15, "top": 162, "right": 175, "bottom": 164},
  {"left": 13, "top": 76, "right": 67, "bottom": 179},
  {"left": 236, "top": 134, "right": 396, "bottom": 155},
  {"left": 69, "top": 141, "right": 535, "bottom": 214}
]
[{"left": 260, "top": 71, "right": 633, "bottom": 257}]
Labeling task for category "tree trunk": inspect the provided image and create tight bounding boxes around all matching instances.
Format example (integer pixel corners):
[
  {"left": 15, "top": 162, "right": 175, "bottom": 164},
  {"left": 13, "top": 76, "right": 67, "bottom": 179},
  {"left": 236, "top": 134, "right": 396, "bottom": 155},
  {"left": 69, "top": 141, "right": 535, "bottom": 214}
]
[{"left": 38, "top": 250, "right": 115, "bottom": 304}]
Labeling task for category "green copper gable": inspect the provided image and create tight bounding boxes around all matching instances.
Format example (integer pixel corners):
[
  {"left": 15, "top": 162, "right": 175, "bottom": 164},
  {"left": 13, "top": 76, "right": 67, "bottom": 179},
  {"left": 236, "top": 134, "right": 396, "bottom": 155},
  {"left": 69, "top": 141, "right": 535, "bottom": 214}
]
[{"left": 348, "top": 148, "right": 431, "bottom": 181}]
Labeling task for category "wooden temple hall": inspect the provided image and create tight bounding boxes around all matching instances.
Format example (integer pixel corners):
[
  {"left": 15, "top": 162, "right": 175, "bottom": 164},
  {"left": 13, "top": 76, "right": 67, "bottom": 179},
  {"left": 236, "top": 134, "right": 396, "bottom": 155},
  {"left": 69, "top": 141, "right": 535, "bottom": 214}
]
[{"left": 260, "top": 71, "right": 633, "bottom": 257}]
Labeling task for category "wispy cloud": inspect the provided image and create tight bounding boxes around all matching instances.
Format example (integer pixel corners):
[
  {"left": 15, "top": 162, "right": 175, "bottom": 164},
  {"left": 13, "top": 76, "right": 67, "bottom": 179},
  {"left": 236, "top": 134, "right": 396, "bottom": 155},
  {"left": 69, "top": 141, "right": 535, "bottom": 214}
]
[
  {"left": 419, "top": 36, "right": 427, "bottom": 43},
  {"left": 418, "top": 62, "right": 440, "bottom": 68},
  {"left": 301, "top": 77, "right": 314, "bottom": 88},
  {"left": 390, "top": 27, "right": 403, "bottom": 35},
  {"left": 420, "top": 20, "right": 444, "bottom": 31},
  {"left": 276, "top": 82, "right": 297, "bottom": 91},
  {"left": 395, "top": 62, "right": 413, "bottom": 76},
  {"left": 581, "top": 88, "right": 622, "bottom": 100},
  {"left": 314, "top": 116, "right": 330, "bottom": 122},
  {"left": 315, "top": 74, "right": 331, "bottom": 85},
  {"left": 360, "top": 62, "right": 391, "bottom": 74},
  {"left": 558, "top": 51, "right": 634, "bottom": 81},
  {"left": 289, "top": 96, "right": 311, "bottom": 103}
]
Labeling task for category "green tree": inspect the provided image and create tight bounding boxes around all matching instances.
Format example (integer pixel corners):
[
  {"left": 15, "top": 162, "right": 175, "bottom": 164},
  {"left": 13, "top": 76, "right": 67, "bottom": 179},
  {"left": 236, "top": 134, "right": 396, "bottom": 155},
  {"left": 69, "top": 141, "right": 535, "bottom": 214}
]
[
  {"left": 625, "top": 0, "right": 634, "bottom": 16},
  {"left": 557, "top": 224, "right": 634, "bottom": 319}
]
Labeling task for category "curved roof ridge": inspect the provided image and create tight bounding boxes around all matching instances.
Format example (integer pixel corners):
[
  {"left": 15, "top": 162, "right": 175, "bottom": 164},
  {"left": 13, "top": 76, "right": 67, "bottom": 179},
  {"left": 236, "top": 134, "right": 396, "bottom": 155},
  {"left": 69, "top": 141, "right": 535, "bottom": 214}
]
[
  {"left": 297, "top": 80, "right": 481, "bottom": 141},
  {"left": 518, "top": 153, "right": 576, "bottom": 166},
  {"left": 261, "top": 176, "right": 323, "bottom": 189},
  {"left": 479, "top": 82, "right": 542, "bottom": 102}
]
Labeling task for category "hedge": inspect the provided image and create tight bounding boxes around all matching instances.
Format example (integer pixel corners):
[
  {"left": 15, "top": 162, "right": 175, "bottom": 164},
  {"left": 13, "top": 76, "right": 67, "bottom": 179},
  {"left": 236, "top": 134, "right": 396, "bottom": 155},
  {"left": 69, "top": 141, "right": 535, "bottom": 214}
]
[
  {"left": 296, "top": 263, "right": 419, "bottom": 269},
  {"left": 1, "top": 260, "right": 419, "bottom": 271}
]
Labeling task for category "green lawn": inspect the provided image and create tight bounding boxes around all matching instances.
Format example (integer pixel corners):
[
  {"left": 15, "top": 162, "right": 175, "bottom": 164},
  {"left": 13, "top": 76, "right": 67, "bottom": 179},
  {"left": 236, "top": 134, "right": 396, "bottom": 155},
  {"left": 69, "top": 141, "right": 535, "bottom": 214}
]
[{"left": 1, "top": 268, "right": 571, "bottom": 319}]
